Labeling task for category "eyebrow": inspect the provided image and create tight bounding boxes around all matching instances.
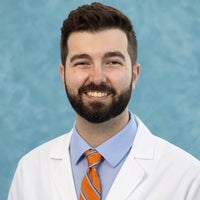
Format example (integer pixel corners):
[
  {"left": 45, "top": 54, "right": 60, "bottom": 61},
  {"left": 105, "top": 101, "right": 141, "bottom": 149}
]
[
  {"left": 70, "top": 54, "right": 91, "bottom": 63},
  {"left": 103, "top": 51, "right": 126, "bottom": 61}
]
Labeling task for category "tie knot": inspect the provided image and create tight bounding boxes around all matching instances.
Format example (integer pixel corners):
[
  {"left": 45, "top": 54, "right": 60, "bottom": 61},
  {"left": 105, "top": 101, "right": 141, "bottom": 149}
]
[{"left": 84, "top": 149, "right": 103, "bottom": 168}]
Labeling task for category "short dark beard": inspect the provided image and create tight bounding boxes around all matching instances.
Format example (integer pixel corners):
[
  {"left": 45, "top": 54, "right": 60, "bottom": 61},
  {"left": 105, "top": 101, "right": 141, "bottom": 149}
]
[{"left": 64, "top": 81, "right": 132, "bottom": 123}]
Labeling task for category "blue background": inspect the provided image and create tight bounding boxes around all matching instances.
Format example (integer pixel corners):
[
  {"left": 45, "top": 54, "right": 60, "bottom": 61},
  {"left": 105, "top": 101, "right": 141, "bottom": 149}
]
[{"left": 0, "top": 0, "right": 199, "bottom": 199}]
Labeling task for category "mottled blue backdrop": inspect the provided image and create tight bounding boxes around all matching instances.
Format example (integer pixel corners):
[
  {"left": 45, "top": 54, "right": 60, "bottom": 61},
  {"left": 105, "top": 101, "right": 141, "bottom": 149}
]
[{"left": 0, "top": 0, "right": 199, "bottom": 199}]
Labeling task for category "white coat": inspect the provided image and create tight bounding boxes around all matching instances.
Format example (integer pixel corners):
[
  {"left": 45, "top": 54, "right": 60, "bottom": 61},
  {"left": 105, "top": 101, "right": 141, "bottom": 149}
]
[{"left": 8, "top": 116, "right": 200, "bottom": 200}]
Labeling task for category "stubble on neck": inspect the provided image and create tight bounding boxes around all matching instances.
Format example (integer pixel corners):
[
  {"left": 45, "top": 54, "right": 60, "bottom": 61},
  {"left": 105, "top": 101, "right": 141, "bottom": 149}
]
[{"left": 75, "top": 108, "right": 130, "bottom": 147}]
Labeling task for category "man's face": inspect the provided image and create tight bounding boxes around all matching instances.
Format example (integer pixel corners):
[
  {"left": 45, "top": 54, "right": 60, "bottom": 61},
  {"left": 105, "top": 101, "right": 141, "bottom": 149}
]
[{"left": 60, "top": 29, "right": 139, "bottom": 123}]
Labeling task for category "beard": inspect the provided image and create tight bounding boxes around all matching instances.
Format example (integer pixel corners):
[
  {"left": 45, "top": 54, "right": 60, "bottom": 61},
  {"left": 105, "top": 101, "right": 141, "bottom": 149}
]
[{"left": 64, "top": 81, "right": 132, "bottom": 123}]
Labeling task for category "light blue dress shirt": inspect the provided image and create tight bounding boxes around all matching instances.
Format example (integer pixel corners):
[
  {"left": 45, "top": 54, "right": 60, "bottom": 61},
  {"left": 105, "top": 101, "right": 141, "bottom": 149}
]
[{"left": 69, "top": 113, "right": 138, "bottom": 199}]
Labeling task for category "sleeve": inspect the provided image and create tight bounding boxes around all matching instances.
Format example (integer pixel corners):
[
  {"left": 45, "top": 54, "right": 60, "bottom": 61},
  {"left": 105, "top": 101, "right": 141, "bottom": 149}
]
[
  {"left": 186, "top": 173, "right": 200, "bottom": 200},
  {"left": 7, "top": 162, "right": 23, "bottom": 200}
]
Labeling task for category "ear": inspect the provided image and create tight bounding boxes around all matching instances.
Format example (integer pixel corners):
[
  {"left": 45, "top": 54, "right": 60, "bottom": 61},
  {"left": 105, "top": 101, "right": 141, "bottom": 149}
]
[
  {"left": 132, "top": 63, "right": 140, "bottom": 90},
  {"left": 59, "top": 64, "right": 65, "bottom": 86}
]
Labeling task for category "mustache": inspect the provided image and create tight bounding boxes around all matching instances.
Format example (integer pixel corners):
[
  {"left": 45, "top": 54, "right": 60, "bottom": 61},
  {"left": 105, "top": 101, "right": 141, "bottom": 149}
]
[{"left": 78, "top": 83, "right": 116, "bottom": 95}]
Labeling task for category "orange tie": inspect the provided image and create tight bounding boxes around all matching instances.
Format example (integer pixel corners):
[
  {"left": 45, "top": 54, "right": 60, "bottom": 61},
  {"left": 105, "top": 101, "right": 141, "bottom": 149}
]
[{"left": 80, "top": 149, "right": 103, "bottom": 200}]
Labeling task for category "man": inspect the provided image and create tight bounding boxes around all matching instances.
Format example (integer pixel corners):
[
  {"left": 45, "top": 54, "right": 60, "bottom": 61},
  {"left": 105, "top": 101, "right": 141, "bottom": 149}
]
[{"left": 8, "top": 2, "right": 200, "bottom": 200}]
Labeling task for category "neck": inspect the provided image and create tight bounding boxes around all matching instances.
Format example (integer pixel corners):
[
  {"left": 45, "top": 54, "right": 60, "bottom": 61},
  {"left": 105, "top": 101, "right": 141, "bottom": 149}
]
[{"left": 75, "top": 108, "right": 130, "bottom": 147}]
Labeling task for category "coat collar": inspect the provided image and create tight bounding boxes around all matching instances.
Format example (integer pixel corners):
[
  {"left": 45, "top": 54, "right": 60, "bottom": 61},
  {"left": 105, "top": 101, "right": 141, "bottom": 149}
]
[
  {"left": 106, "top": 115, "right": 156, "bottom": 200},
  {"left": 48, "top": 132, "right": 72, "bottom": 159},
  {"left": 48, "top": 115, "right": 155, "bottom": 160},
  {"left": 132, "top": 115, "right": 156, "bottom": 160}
]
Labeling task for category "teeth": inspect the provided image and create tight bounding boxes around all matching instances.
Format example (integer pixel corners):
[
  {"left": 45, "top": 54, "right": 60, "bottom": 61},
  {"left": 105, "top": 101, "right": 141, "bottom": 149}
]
[{"left": 87, "top": 91, "right": 108, "bottom": 97}]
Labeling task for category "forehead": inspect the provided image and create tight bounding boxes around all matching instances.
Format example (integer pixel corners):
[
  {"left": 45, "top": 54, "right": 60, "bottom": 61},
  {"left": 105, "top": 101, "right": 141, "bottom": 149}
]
[{"left": 67, "top": 29, "right": 128, "bottom": 55}]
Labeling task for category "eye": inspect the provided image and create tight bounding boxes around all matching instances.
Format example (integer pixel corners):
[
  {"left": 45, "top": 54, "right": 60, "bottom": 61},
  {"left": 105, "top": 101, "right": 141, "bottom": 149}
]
[
  {"left": 105, "top": 60, "right": 123, "bottom": 67},
  {"left": 73, "top": 61, "right": 90, "bottom": 67}
]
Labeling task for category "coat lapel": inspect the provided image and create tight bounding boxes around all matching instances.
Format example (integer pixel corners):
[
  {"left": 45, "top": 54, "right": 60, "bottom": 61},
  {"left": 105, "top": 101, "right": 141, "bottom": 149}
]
[
  {"left": 106, "top": 115, "right": 156, "bottom": 200},
  {"left": 49, "top": 132, "right": 77, "bottom": 200},
  {"left": 105, "top": 152, "right": 146, "bottom": 200}
]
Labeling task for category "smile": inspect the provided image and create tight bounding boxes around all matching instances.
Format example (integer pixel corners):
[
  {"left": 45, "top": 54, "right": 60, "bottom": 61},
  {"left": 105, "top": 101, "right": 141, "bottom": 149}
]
[{"left": 86, "top": 91, "right": 108, "bottom": 97}]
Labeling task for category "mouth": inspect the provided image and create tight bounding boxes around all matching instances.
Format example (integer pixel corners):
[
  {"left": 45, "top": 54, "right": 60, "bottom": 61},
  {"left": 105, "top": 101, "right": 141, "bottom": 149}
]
[
  {"left": 79, "top": 83, "right": 116, "bottom": 100},
  {"left": 86, "top": 91, "right": 110, "bottom": 98}
]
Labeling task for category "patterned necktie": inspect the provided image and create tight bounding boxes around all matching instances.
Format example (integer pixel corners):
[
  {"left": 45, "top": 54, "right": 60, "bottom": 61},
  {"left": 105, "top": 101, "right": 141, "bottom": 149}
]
[{"left": 80, "top": 149, "right": 103, "bottom": 200}]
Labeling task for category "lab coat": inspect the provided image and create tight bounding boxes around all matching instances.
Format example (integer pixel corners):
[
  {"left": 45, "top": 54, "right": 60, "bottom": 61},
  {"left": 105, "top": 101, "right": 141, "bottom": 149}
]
[{"left": 8, "top": 116, "right": 200, "bottom": 200}]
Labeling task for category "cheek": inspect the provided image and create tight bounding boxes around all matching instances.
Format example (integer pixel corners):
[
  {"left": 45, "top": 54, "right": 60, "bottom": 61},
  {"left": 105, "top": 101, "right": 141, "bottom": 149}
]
[
  {"left": 65, "top": 70, "right": 87, "bottom": 91},
  {"left": 112, "top": 72, "right": 132, "bottom": 92}
]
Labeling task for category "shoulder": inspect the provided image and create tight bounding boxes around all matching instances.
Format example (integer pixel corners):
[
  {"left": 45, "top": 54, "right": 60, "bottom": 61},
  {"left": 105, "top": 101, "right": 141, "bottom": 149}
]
[
  {"left": 154, "top": 134, "right": 200, "bottom": 167},
  {"left": 134, "top": 115, "right": 200, "bottom": 168},
  {"left": 19, "top": 131, "right": 72, "bottom": 166},
  {"left": 132, "top": 115, "right": 200, "bottom": 195}
]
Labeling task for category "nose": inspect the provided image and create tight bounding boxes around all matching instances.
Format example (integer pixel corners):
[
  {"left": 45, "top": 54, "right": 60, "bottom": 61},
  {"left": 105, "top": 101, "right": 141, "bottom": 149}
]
[{"left": 89, "top": 65, "right": 107, "bottom": 85}]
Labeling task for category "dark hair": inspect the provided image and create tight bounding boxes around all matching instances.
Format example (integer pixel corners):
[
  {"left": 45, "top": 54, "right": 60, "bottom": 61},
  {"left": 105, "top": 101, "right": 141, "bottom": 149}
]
[{"left": 60, "top": 2, "right": 137, "bottom": 67}]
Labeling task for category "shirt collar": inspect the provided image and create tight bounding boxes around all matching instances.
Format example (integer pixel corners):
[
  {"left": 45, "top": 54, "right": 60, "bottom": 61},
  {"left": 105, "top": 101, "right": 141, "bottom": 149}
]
[{"left": 70, "top": 113, "right": 137, "bottom": 168}]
